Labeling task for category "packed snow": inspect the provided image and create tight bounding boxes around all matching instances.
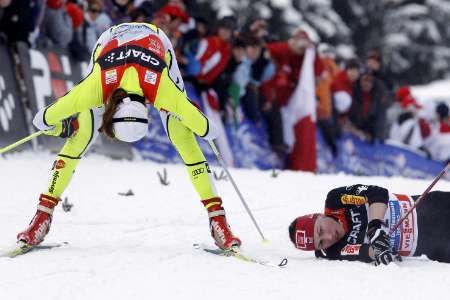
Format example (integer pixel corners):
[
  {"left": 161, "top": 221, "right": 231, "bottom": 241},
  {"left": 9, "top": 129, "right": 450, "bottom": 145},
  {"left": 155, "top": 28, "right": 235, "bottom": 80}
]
[{"left": 1, "top": 152, "right": 450, "bottom": 300}]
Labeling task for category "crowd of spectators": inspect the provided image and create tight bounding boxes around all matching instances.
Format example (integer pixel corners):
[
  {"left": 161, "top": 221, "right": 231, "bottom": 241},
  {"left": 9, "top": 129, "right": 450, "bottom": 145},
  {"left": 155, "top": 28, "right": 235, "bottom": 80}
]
[{"left": 1, "top": 0, "right": 450, "bottom": 166}]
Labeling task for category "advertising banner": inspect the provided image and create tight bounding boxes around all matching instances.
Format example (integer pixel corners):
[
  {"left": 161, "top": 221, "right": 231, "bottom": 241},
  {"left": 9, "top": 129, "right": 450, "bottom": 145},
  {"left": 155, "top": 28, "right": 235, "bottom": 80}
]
[{"left": 0, "top": 42, "right": 29, "bottom": 153}]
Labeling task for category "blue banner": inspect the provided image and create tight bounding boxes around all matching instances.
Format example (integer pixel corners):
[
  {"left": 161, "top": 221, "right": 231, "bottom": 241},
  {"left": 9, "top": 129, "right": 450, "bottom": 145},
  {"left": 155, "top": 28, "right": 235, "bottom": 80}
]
[
  {"left": 133, "top": 82, "right": 445, "bottom": 179},
  {"left": 133, "top": 106, "right": 279, "bottom": 169},
  {"left": 316, "top": 132, "right": 445, "bottom": 179}
]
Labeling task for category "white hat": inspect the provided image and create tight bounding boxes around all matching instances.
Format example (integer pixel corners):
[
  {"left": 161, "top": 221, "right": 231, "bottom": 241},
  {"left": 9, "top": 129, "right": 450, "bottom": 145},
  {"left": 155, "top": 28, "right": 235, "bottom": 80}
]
[
  {"left": 333, "top": 91, "right": 352, "bottom": 114},
  {"left": 112, "top": 97, "right": 149, "bottom": 143}
]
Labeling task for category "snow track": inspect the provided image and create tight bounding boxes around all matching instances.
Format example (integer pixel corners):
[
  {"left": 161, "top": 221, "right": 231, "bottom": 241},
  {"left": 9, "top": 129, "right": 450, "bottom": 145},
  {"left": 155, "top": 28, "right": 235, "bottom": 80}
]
[{"left": 1, "top": 152, "right": 450, "bottom": 299}]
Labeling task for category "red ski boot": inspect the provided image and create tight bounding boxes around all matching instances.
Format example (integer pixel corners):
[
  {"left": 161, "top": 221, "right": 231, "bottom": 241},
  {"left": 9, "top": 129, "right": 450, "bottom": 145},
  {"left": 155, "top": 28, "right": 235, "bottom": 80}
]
[
  {"left": 17, "top": 194, "right": 60, "bottom": 246},
  {"left": 202, "top": 197, "right": 241, "bottom": 250}
]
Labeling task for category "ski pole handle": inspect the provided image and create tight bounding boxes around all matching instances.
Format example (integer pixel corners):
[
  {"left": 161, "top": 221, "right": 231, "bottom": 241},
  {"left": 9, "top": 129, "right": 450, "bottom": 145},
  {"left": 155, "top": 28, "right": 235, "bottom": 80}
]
[
  {"left": 389, "top": 162, "right": 450, "bottom": 235},
  {"left": 0, "top": 131, "right": 43, "bottom": 155}
]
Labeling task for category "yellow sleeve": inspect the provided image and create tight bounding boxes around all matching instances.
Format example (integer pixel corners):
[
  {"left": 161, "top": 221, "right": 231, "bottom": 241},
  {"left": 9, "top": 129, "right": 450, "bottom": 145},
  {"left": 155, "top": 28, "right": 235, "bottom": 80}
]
[
  {"left": 154, "top": 68, "right": 209, "bottom": 137},
  {"left": 44, "top": 64, "right": 103, "bottom": 125}
]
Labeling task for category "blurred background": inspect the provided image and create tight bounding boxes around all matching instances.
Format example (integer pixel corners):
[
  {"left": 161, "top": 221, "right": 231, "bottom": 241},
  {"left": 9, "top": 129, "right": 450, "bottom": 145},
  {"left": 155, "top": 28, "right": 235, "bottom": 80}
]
[{"left": 1, "top": 0, "right": 450, "bottom": 179}]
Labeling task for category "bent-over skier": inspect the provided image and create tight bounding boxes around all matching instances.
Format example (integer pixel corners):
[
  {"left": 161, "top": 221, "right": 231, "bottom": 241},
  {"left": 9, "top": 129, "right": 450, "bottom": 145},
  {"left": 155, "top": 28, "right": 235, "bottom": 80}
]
[{"left": 18, "top": 22, "right": 241, "bottom": 251}]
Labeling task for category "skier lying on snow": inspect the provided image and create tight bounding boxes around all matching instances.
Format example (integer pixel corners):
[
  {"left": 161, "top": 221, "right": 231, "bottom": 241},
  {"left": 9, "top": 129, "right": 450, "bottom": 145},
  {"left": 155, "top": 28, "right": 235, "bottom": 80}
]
[
  {"left": 289, "top": 184, "right": 450, "bottom": 264},
  {"left": 17, "top": 22, "right": 241, "bottom": 251}
]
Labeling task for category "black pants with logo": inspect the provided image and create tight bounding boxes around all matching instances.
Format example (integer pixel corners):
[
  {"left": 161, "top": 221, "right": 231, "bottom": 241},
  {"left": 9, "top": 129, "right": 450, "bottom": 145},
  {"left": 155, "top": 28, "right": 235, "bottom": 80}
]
[{"left": 413, "top": 191, "right": 450, "bottom": 263}]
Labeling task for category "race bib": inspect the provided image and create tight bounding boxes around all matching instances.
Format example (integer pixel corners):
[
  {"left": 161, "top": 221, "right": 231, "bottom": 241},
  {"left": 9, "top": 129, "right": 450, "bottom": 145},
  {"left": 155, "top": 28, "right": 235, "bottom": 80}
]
[{"left": 385, "top": 194, "right": 418, "bottom": 256}]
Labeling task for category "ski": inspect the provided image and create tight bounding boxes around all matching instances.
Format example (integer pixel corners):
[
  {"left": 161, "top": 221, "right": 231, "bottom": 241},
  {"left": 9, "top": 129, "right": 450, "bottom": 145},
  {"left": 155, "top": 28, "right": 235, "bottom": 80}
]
[
  {"left": 193, "top": 243, "right": 288, "bottom": 268},
  {"left": 0, "top": 241, "right": 68, "bottom": 258}
]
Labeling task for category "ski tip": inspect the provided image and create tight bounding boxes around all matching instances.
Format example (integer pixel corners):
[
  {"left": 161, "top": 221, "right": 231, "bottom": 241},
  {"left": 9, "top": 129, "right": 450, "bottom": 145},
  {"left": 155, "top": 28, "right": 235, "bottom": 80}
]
[{"left": 262, "top": 238, "right": 270, "bottom": 244}]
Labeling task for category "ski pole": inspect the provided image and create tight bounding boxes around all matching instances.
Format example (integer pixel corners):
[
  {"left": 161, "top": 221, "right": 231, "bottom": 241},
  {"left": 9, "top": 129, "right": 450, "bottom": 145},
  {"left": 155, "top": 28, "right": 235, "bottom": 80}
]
[
  {"left": 389, "top": 162, "right": 450, "bottom": 235},
  {"left": 208, "top": 139, "right": 268, "bottom": 242},
  {"left": 0, "top": 131, "right": 43, "bottom": 155}
]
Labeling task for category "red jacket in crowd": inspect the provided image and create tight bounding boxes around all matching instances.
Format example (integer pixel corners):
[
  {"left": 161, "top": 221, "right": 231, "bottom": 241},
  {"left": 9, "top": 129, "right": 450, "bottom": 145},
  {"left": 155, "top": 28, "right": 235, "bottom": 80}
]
[
  {"left": 265, "top": 41, "right": 324, "bottom": 106},
  {"left": 331, "top": 70, "right": 354, "bottom": 95},
  {"left": 195, "top": 36, "right": 231, "bottom": 85}
]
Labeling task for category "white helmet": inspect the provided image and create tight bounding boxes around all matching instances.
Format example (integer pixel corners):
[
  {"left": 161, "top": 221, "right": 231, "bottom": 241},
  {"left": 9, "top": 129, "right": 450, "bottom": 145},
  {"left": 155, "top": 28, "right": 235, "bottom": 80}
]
[
  {"left": 333, "top": 91, "right": 352, "bottom": 114},
  {"left": 112, "top": 97, "right": 149, "bottom": 143}
]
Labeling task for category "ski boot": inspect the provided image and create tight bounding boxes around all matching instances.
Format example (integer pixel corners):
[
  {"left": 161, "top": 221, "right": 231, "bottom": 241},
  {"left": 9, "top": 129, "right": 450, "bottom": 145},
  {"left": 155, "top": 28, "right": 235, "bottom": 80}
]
[
  {"left": 202, "top": 197, "right": 241, "bottom": 251},
  {"left": 17, "top": 194, "right": 60, "bottom": 246}
]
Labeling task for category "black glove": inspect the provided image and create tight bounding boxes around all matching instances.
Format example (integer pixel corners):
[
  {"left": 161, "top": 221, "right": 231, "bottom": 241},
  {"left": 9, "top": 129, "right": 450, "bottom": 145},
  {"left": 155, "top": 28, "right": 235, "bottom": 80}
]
[
  {"left": 373, "top": 248, "right": 402, "bottom": 266},
  {"left": 367, "top": 219, "right": 401, "bottom": 266},
  {"left": 43, "top": 116, "right": 79, "bottom": 138},
  {"left": 58, "top": 116, "right": 79, "bottom": 138}
]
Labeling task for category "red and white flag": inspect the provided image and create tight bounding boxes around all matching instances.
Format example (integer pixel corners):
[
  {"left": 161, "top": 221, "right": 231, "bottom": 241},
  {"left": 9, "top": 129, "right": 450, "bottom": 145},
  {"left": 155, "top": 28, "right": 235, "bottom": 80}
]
[{"left": 281, "top": 47, "right": 317, "bottom": 172}]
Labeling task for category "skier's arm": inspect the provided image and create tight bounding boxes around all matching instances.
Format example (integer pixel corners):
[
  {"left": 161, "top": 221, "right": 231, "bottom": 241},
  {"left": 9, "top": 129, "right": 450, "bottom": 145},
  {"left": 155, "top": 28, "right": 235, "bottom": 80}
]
[
  {"left": 316, "top": 243, "right": 373, "bottom": 263},
  {"left": 326, "top": 184, "right": 388, "bottom": 208},
  {"left": 33, "top": 65, "right": 103, "bottom": 129},
  {"left": 154, "top": 67, "right": 219, "bottom": 140}
]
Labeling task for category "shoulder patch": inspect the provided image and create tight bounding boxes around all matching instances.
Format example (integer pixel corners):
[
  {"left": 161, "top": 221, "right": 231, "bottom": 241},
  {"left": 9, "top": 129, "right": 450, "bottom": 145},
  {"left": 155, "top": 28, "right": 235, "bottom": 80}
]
[{"left": 340, "top": 194, "right": 367, "bottom": 205}]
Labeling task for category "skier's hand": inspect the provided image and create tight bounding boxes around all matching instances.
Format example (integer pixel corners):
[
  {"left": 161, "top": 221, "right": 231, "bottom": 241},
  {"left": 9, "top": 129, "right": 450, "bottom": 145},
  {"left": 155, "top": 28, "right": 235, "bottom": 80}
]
[
  {"left": 44, "top": 117, "right": 79, "bottom": 138},
  {"left": 200, "top": 119, "right": 219, "bottom": 141},
  {"left": 374, "top": 249, "right": 402, "bottom": 266},
  {"left": 367, "top": 219, "right": 400, "bottom": 266}
]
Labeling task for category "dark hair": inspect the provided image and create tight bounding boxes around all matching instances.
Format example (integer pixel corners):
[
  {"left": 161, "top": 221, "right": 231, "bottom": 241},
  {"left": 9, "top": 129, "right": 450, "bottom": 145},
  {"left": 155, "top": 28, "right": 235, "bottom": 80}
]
[
  {"left": 99, "top": 88, "right": 129, "bottom": 139},
  {"left": 288, "top": 219, "right": 297, "bottom": 245},
  {"left": 232, "top": 36, "right": 246, "bottom": 48},
  {"left": 217, "top": 16, "right": 237, "bottom": 31},
  {"left": 436, "top": 102, "right": 449, "bottom": 120},
  {"left": 244, "top": 35, "right": 263, "bottom": 47},
  {"left": 367, "top": 49, "right": 382, "bottom": 62},
  {"left": 345, "top": 58, "right": 360, "bottom": 70}
]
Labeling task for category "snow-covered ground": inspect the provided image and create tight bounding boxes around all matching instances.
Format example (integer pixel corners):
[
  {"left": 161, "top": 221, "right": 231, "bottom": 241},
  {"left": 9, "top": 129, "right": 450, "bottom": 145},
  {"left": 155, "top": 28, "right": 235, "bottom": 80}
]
[
  {"left": 412, "top": 79, "right": 450, "bottom": 103},
  {"left": 1, "top": 152, "right": 450, "bottom": 300}
]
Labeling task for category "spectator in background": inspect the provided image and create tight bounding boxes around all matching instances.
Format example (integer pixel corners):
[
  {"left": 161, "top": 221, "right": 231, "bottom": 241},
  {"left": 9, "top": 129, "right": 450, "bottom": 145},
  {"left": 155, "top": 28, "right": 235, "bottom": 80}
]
[
  {"left": 103, "top": 0, "right": 134, "bottom": 23},
  {"left": 316, "top": 43, "right": 340, "bottom": 156},
  {"left": 242, "top": 18, "right": 270, "bottom": 42},
  {"left": 0, "top": 0, "right": 38, "bottom": 45},
  {"left": 331, "top": 58, "right": 360, "bottom": 101},
  {"left": 365, "top": 49, "right": 393, "bottom": 92},
  {"left": 69, "top": 0, "right": 112, "bottom": 61},
  {"left": 40, "top": 0, "right": 74, "bottom": 49},
  {"left": 129, "top": 0, "right": 153, "bottom": 22},
  {"left": 329, "top": 59, "right": 360, "bottom": 148},
  {"left": 0, "top": 0, "right": 11, "bottom": 23},
  {"left": 223, "top": 37, "right": 248, "bottom": 122},
  {"left": 437, "top": 102, "right": 450, "bottom": 133},
  {"left": 235, "top": 40, "right": 255, "bottom": 123},
  {"left": 266, "top": 28, "right": 324, "bottom": 107},
  {"left": 423, "top": 102, "right": 450, "bottom": 163},
  {"left": 348, "top": 70, "right": 390, "bottom": 143},
  {"left": 235, "top": 34, "right": 283, "bottom": 157},
  {"left": 186, "top": 16, "right": 236, "bottom": 105},
  {"left": 178, "top": 15, "right": 208, "bottom": 60},
  {"left": 66, "top": 1, "right": 87, "bottom": 60},
  {"left": 85, "top": 0, "right": 112, "bottom": 37},
  {"left": 388, "top": 89, "right": 430, "bottom": 153},
  {"left": 153, "top": 3, "right": 189, "bottom": 45}
]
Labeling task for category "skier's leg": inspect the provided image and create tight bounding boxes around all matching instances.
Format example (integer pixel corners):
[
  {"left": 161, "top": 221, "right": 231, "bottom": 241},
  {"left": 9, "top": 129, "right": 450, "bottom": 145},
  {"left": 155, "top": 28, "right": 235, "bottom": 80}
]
[
  {"left": 17, "top": 107, "right": 103, "bottom": 245},
  {"left": 160, "top": 111, "right": 241, "bottom": 250},
  {"left": 415, "top": 191, "right": 450, "bottom": 262}
]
